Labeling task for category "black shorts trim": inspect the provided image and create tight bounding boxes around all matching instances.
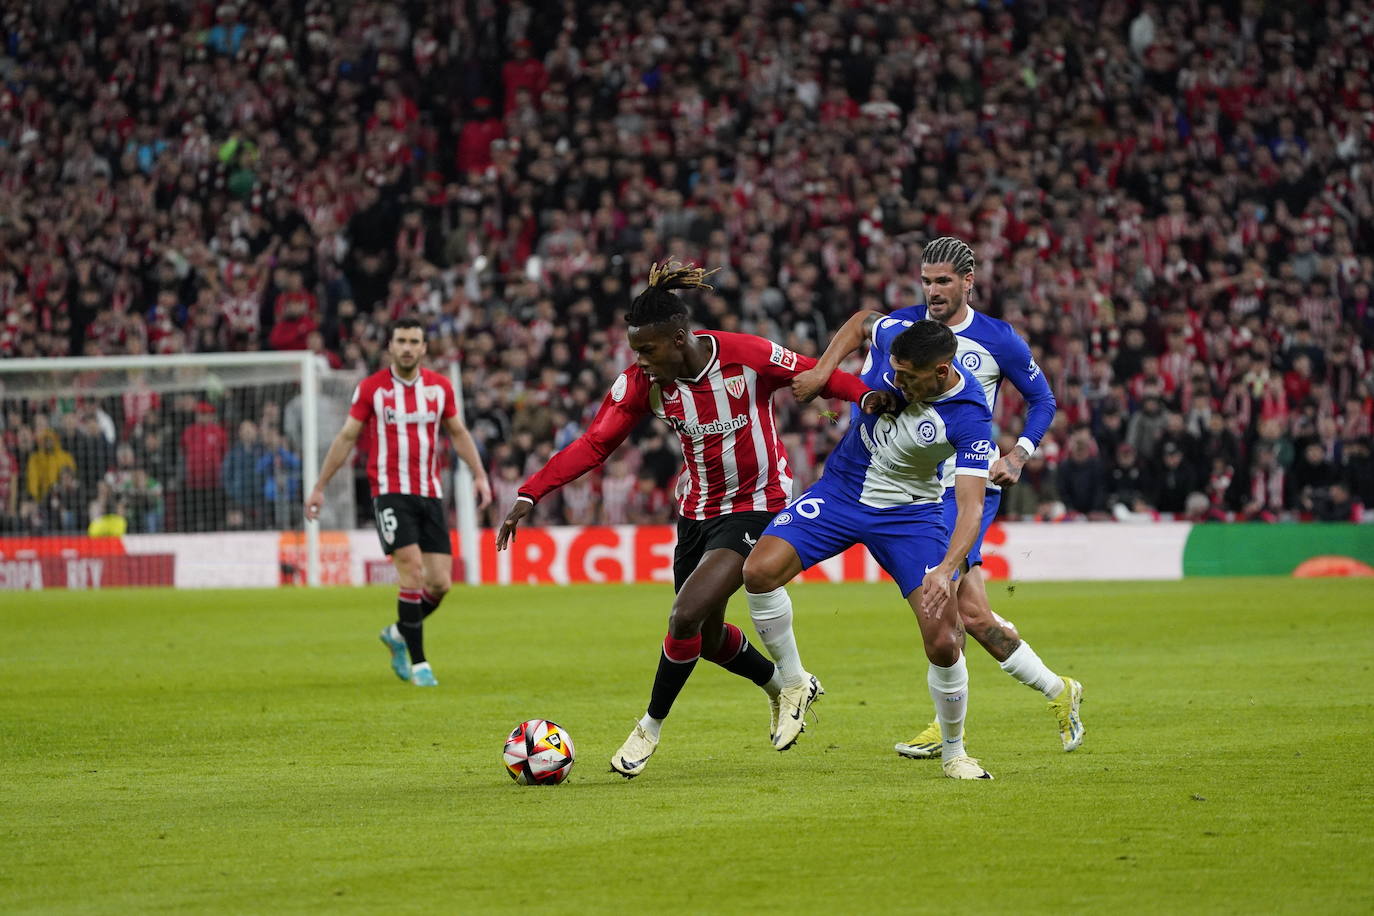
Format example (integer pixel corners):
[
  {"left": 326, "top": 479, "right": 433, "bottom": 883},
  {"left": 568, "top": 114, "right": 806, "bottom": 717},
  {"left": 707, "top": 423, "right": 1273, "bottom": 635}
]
[
  {"left": 372, "top": 493, "right": 450, "bottom": 555},
  {"left": 672, "top": 510, "right": 774, "bottom": 592}
]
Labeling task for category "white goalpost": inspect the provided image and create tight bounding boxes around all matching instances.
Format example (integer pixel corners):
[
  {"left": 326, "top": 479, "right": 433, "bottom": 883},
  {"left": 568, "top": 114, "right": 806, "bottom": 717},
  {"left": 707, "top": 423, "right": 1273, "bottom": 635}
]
[{"left": 0, "top": 351, "right": 480, "bottom": 588}]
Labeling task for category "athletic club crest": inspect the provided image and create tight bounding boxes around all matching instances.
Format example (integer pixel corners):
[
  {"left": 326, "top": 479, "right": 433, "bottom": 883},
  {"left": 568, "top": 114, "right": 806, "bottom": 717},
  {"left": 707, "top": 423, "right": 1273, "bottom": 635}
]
[{"left": 724, "top": 374, "right": 746, "bottom": 399}]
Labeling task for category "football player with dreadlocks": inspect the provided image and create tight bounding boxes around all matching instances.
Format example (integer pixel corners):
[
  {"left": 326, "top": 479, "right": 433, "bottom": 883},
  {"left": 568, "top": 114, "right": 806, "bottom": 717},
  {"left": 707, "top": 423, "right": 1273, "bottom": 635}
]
[{"left": 498, "top": 261, "right": 893, "bottom": 778}]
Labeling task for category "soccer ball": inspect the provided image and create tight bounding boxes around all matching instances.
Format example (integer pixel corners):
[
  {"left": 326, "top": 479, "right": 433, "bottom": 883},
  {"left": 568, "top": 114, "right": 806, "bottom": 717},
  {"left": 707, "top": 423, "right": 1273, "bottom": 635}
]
[{"left": 503, "top": 719, "right": 575, "bottom": 785}]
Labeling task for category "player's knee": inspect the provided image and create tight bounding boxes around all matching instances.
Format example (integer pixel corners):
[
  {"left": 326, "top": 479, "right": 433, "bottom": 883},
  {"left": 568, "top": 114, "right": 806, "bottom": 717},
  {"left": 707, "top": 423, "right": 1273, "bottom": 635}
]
[
  {"left": 669, "top": 591, "right": 711, "bottom": 626},
  {"left": 425, "top": 578, "right": 451, "bottom": 599},
  {"left": 667, "top": 607, "right": 704, "bottom": 639},
  {"left": 923, "top": 629, "right": 962, "bottom": 667},
  {"left": 741, "top": 555, "right": 782, "bottom": 594},
  {"left": 393, "top": 558, "right": 423, "bottom": 585}
]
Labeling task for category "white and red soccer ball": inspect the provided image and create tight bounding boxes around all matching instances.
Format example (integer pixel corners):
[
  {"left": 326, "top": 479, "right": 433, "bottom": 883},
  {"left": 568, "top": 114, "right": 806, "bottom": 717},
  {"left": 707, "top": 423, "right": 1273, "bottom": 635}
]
[{"left": 503, "top": 719, "right": 575, "bottom": 785}]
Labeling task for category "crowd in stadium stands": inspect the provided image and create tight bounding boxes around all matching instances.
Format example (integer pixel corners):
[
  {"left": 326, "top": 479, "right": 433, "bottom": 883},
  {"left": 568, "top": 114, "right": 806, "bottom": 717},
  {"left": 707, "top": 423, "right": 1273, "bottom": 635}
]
[{"left": 2, "top": 0, "right": 1374, "bottom": 537}]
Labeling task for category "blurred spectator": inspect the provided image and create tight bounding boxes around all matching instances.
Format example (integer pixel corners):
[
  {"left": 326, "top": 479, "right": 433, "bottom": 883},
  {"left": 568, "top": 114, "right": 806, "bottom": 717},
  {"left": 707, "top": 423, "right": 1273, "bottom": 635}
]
[
  {"left": 1093, "top": 409, "right": 1128, "bottom": 467},
  {"left": 1152, "top": 443, "right": 1200, "bottom": 515},
  {"left": 122, "top": 470, "right": 165, "bottom": 535},
  {"left": 88, "top": 480, "right": 116, "bottom": 531},
  {"left": 1125, "top": 395, "right": 1169, "bottom": 464},
  {"left": 1344, "top": 438, "right": 1374, "bottom": 508},
  {"left": 258, "top": 427, "right": 302, "bottom": 530},
  {"left": 601, "top": 458, "right": 636, "bottom": 526},
  {"left": 44, "top": 466, "right": 86, "bottom": 533},
  {"left": 1058, "top": 429, "right": 1106, "bottom": 519},
  {"left": 25, "top": 431, "right": 76, "bottom": 503},
  {"left": 268, "top": 271, "right": 321, "bottom": 351},
  {"left": 1243, "top": 446, "right": 1287, "bottom": 523},
  {"left": 223, "top": 421, "right": 267, "bottom": 530},
  {"left": 67, "top": 413, "right": 115, "bottom": 499},
  {"left": 0, "top": 441, "right": 18, "bottom": 520},
  {"left": 1290, "top": 441, "right": 1342, "bottom": 516},
  {"left": 1313, "top": 482, "right": 1361, "bottom": 523},
  {"left": 1157, "top": 413, "right": 1199, "bottom": 467},
  {"left": 136, "top": 426, "right": 175, "bottom": 495},
  {"left": 88, "top": 497, "right": 129, "bottom": 538},
  {"left": 628, "top": 472, "right": 673, "bottom": 524},
  {"left": 1107, "top": 442, "right": 1153, "bottom": 515},
  {"left": 180, "top": 403, "right": 229, "bottom": 532}
]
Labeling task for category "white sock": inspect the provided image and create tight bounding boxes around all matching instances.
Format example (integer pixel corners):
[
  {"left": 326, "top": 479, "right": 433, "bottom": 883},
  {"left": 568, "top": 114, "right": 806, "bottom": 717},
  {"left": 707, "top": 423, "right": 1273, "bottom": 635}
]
[
  {"left": 411, "top": 661, "right": 431, "bottom": 673},
  {"left": 999, "top": 641, "right": 1063, "bottom": 698},
  {"left": 763, "top": 667, "right": 783, "bottom": 698},
  {"left": 387, "top": 623, "right": 403, "bottom": 642},
  {"left": 637, "top": 713, "right": 663, "bottom": 740},
  {"left": 928, "top": 654, "right": 969, "bottom": 759},
  {"left": 747, "top": 588, "right": 804, "bottom": 687}
]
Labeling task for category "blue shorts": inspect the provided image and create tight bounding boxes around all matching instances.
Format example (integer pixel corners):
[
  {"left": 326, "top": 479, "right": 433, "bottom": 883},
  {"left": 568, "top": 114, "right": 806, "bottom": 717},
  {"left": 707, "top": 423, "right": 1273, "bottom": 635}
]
[
  {"left": 941, "top": 486, "right": 1000, "bottom": 566},
  {"left": 762, "top": 477, "right": 950, "bottom": 597}
]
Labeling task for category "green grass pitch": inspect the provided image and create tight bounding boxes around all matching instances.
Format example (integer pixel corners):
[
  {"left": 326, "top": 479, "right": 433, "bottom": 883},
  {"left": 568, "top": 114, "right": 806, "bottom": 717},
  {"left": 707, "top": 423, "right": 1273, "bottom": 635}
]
[{"left": 3, "top": 577, "right": 1373, "bottom": 914}]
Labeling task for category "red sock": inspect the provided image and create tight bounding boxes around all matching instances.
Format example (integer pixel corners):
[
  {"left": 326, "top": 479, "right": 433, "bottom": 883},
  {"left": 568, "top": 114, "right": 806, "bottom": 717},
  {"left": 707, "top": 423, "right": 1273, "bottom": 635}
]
[
  {"left": 706, "top": 623, "right": 745, "bottom": 664},
  {"left": 663, "top": 632, "right": 702, "bottom": 663}
]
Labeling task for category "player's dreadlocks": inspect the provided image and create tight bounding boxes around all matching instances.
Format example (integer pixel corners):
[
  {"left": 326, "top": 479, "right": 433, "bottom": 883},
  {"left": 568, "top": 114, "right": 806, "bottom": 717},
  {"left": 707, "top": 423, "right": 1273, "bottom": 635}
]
[
  {"left": 624, "top": 260, "right": 720, "bottom": 327},
  {"left": 921, "top": 237, "right": 977, "bottom": 276}
]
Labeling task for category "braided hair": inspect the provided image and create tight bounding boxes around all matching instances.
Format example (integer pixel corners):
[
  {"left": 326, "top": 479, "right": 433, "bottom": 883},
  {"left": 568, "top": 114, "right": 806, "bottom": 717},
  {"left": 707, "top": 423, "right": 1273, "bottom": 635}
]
[
  {"left": 624, "top": 260, "right": 720, "bottom": 327},
  {"left": 921, "top": 237, "right": 976, "bottom": 276}
]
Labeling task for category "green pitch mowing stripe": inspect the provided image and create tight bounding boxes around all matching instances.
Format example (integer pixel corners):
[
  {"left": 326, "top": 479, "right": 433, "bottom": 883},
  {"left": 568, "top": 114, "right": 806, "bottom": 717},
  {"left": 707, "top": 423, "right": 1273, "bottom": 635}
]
[{"left": 2, "top": 578, "right": 1372, "bottom": 914}]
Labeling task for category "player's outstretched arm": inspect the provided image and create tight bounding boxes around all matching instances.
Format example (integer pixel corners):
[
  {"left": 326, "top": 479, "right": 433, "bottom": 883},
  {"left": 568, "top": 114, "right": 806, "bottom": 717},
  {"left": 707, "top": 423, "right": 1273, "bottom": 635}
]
[
  {"left": 503, "top": 369, "right": 649, "bottom": 536},
  {"left": 443, "top": 414, "right": 492, "bottom": 509},
  {"left": 792, "top": 309, "right": 883, "bottom": 402},
  {"left": 919, "top": 474, "right": 985, "bottom": 617},
  {"left": 305, "top": 416, "right": 362, "bottom": 521}
]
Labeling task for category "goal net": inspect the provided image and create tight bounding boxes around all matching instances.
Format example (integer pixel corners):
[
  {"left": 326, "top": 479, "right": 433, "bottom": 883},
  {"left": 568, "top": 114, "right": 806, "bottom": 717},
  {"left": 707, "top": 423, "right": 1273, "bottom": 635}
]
[{"left": 0, "top": 352, "right": 354, "bottom": 589}]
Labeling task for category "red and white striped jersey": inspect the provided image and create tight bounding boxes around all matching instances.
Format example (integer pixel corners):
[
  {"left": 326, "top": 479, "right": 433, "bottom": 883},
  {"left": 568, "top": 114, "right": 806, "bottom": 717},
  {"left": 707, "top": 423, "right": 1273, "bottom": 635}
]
[
  {"left": 518, "top": 331, "right": 871, "bottom": 520},
  {"left": 349, "top": 367, "right": 457, "bottom": 498}
]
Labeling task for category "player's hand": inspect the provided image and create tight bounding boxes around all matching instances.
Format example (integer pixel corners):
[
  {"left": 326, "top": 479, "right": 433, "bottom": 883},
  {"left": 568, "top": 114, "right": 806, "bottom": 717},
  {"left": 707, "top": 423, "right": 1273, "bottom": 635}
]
[
  {"left": 791, "top": 367, "right": 830, "bottom": 403},
  {"left": 990, "top": 450, "right": 1028, "bottom": 487},
  {"left": 919, "top": 563, "right": 957, "bottom": 618},
  {"left": 496, "top": 499, "right": 533, "bottom": 551},
  {"left": 473, "top": 475, "right": 493, "bottom": 510},
  {"left": 860, "top": 390, "right": 900, "bottom": 415},
  {"left": 304, "top": 487, "right": 325, "bottom": 522}
]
